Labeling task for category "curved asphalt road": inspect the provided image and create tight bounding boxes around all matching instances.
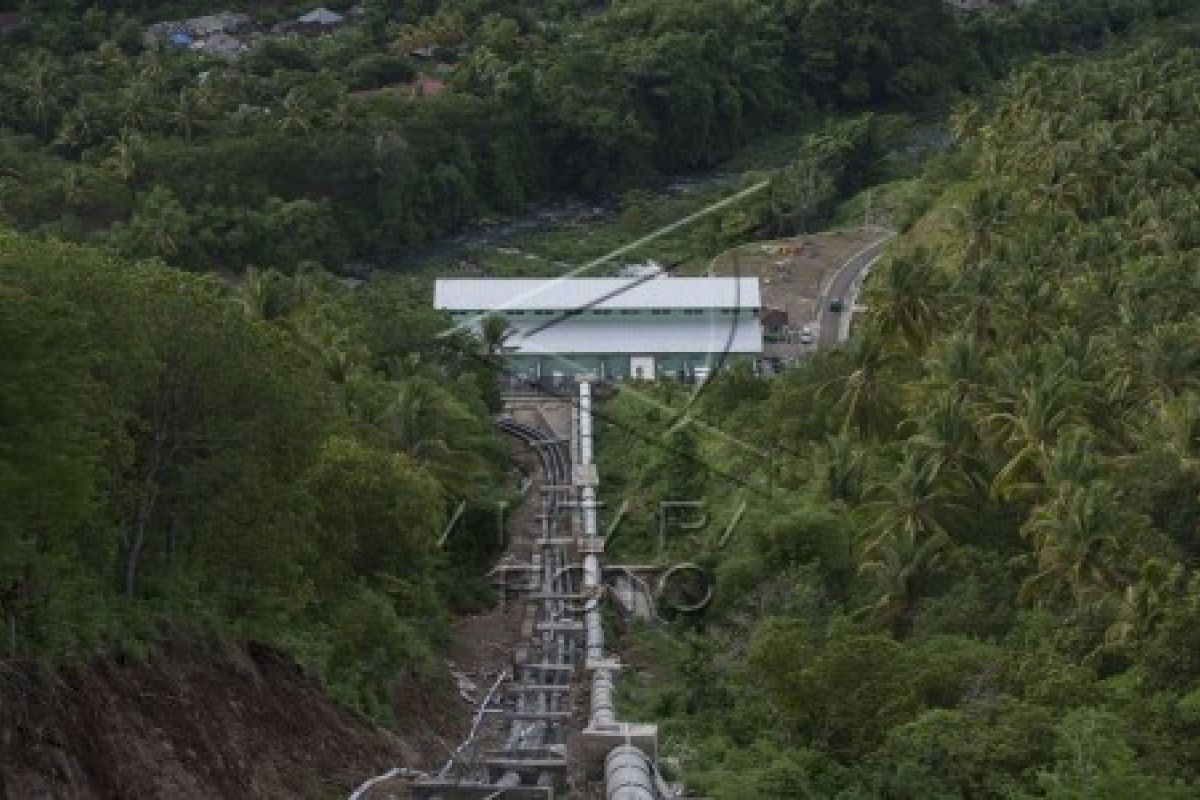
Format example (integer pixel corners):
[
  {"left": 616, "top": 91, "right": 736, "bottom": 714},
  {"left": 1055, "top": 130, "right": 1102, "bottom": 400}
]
[{"left": 816, "top": 230, "right": 896, "bottom": 347}]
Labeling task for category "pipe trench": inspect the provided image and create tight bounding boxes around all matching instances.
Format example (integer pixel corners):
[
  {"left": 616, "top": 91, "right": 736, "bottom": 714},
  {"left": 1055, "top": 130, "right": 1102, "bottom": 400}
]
[{"left": 410, "top": 383, "right": 662, "bottom": 798}]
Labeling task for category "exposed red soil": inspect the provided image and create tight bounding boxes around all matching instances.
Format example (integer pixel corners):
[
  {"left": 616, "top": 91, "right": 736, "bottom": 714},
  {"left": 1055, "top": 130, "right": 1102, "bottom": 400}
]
[
  {"left": 1, "top": 417, "right": 575, "bottom": 800},
  {"left": 0, "top": 637, "right": 459, "bottom": 799}
]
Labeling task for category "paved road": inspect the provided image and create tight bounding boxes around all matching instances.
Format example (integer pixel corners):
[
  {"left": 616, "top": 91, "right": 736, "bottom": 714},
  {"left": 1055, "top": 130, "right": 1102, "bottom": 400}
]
[{"left": 816, "top": 230, "right": 896, "bottom": 347}]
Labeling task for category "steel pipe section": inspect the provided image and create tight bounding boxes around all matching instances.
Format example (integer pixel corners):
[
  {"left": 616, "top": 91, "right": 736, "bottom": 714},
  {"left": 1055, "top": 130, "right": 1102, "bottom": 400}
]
[
  {"left": 584, "top": 552, "right": 604, "bottom": 661},
  {"left": 582, "top": 486, "right": 598, "bottom": 537},
  {"left": 590, "top": 668, "right": 617, "bottom": 728},
  {"left": 574, "top": 383, "right": 662, "bottom": 799},
  {"left": 580, "top": 382, "right": 594, "bottom": 465},
  {"left": 605, "top": 745, "right": 657, "bottom": 800},
  {"left": 585, "top": 608, "right": 604, "bottom": 663},
  {"left": 580, "top": 382, "right": 600, "bottom": 540}
]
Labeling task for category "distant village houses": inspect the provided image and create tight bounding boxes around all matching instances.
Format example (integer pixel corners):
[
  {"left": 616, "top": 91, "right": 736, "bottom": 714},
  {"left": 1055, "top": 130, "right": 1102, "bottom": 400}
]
[
  {"left": 143, "top": 11, "right": 250, "bottom": 46},
  {"left": 144, "top": 6, "right": 350, "bottom": 58}
]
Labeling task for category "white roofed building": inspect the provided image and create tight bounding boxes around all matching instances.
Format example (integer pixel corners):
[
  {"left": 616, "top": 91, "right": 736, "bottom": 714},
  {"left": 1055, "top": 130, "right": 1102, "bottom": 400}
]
[{"left": 434, "top": 276, "right": 764, "bottom": 383}]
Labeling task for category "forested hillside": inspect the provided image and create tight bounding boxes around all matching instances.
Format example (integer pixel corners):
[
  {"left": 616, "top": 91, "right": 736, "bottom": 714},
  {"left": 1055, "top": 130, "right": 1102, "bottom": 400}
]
[
  {"left": 0, "top": 0, "right": 1188, "bottom": 272},
  {"left": 3, "top": 0, "right": 1200, "bottom": 795},
  {"left": 598, "top": 14, "right": 1200, "bottom": 798},
  {"left": 0, "top": 234, "right": 508, "bottom": 720}
]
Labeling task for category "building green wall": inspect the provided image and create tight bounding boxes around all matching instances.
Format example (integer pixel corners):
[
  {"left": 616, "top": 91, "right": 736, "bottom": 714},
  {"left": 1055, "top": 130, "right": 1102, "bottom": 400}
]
[{"left": 506, "top": 353, "right": 755, "bottom": 381}]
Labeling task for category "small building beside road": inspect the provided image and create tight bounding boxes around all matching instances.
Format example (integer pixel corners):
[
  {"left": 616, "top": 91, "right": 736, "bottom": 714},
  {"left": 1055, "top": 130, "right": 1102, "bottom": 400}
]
[{"left": 434, "top": 276, "right": 764, "bottom": 382}]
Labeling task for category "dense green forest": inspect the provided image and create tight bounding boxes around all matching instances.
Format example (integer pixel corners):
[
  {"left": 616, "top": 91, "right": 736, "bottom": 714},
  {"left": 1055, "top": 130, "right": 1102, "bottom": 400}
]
[
  {"left": 2, "top": 0, "right": 1199, "bottom": 773},
  {"left": 0, "top": 0, "right": 1189, "bottom": 273},
  {"left": 598, "top": 13, "right": 1200, "bottom": 798},
  {"left": 0, "top": 232, "right": 510, "bottom": 719}
]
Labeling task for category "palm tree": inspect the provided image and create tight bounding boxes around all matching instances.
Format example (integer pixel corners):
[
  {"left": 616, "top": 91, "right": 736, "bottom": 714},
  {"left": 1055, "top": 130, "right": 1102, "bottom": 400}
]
[
  {"left": 998, "top": 264, "right": 1057, "bottom": 345},
  {"left": 1141, "top": 322, "right": 1200, "bottom": 401},
  {"left": 907, "top": 390, "right": 986, "bottom": 494},
  {"left": 195, "top": 75, "right": 229, "bottom": 120},
  {"left": 985, "top": 366, "right": 1079, "bottom": 501},
  {"left": 923, "top": 333, "right": 989, "bottom": 402},
  {"left": 1157, "top": 395, "right": 1200, "bottom": 470},
  {"left": 53, "top": 95, "right": 104, "bottom": 153},
  {"left": 119, "top": 79, "right": 154, "bottom": 135},
  {"left": 1019, "top": 481, "right": 1126, "bottom": 608},
  {"left": 320, "top": 82, "right": 358, "bottom": 133},
  {"left": 821, "top": 433, "right": 866, "bottom": 506},
  {"left": 857, "top": 525, "right": 945, "bottom": 637},
  {"left": 137, "top": 47, "right": 170, "bottom": 92},
  {"left": 134, "top": 186, "right": 188, "bottom": 260},
  {"left": 381, "top": 376, "right": 490, "bottom": 497},
  {"left": 866, "top": 249, "right": 943, "bottom": 353},
  {"left": 172, "top": 87, "right": 203, "bottom": 142},
  {"left": 292, "top": 314, "right": 366, "bottom": 384},
  {"left": 105, "top": 128, "right": 145, "bottom": 203},
  {"left": 21, "top": 50, "right": 60, "bottom": 139},
  {"left": 949, "top": 257, "right": 1003, "bottom": 343},
  {"left": 59, "top": 166, "right": 87, "bottom": 212},
  {"left": 950, "top": 186, "right": 1011, "bottom": 269},
  {"left": 824, "top": 327, "right": 898, "bottom": 440},
  {"left": 479, "top": 313, "right": 513, "bottom": 355},
  {"left": 278, "top": 89, "right": 314, "bottom": 136},
  {"left": 863, "top": 451, "right": 964, "bottom": 556},
  {"left": 1101, "top": 559, "right": 1183, "bottom": 654},
  {"left": 1042, "top": 427, "right": 1099, "bottom": 496}
]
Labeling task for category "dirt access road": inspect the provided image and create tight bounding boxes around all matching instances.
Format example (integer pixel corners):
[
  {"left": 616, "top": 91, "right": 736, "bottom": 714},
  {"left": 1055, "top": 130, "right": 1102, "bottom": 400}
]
[{"left": 708, "top": 226, "right": 890, "bottom": 362}]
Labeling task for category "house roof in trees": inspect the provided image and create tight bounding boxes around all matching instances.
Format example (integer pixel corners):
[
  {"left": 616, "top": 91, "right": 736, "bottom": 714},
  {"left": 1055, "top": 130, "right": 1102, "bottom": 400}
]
[{"left": 297, "top": 7, "right": 345, "bottom": 26}]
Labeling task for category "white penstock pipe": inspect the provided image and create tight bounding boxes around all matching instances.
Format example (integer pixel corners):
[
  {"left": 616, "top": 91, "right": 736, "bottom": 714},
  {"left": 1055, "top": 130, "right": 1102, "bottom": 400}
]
[
  {"left": 605, "top": 744, "right": 657, "bottom": 800},
  {"left": 591, "top": 668, "right": 617, "bottom": 728},
  {"left": 580, "top": 381, "right": 594, "bottom": 466},
  {"left": 583, "top": 552, "right": 603, "bottom": 661},
  {"left": 583, "top": 486, "right": 598, "bottom": 538}
]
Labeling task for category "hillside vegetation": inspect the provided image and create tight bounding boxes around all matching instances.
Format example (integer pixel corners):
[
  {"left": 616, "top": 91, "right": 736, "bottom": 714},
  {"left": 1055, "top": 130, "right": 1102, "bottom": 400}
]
[
  {"left": 0, "top": 235, "right": 507, "bottom": 721},
  {"left": 597, "top": 15, "right": 1200, "bottom": 798},
  {"left": 2, "top": 0, "right": 1199, "bottom": 793},
  {"left": 0, "top": 0, "right": 1188, "bottom": 273}
]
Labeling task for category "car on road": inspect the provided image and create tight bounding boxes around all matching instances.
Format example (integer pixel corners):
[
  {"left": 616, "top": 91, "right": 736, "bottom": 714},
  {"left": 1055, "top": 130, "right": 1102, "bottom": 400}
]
[
  {"left": 829, "top": 298, "right": 845, "bottom": 313},
  {"left": 798, "top": 325, "right": 814, "bottom": 345}
]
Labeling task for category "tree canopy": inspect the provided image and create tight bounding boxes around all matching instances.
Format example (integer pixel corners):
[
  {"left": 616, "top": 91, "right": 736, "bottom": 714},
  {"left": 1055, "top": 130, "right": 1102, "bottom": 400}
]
[
  {"left": 596, "top": 14, "right": 1200, "bottom": 796},
  {"left": 0, "top": 231, "right": 506, "bottom": 721}
]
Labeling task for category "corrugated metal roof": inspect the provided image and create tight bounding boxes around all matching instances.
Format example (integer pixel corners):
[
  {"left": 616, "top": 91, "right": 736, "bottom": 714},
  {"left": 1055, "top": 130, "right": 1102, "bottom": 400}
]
[
  {"left": 434, "top": 277, "right": 760, "bottom": 312},
  {"left": 298, "top": 7, "right": 344, "bottom": 24},
  {"left": 486, "top": 315, "right": 762, "bottom": 355}
]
